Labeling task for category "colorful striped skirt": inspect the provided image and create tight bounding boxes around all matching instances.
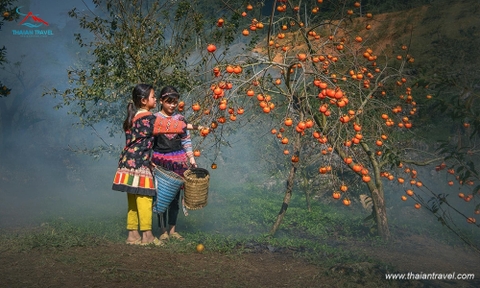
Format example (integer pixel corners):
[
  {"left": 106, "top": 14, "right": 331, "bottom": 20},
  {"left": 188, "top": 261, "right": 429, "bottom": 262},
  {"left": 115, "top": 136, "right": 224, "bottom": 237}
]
[
  {"left": 151, "top": 150, "right": 188, "bottom": 177},
  {"left": 112, "top": 165, "right": 156, "bottom": 196}
]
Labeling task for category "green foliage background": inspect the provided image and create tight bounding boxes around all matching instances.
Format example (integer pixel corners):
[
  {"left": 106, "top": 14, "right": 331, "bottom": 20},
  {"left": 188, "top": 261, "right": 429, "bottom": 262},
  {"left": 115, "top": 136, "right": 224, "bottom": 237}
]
[{"left": 0, "top": 0, "right": 20, "bottom": 97}]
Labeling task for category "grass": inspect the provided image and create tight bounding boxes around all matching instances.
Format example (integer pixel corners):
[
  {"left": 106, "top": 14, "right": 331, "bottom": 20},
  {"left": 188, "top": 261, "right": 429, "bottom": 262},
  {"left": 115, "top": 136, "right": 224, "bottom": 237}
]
[
  {"left": 0, "top": 179, "right": 378, "bottom": 264},
  {"left": 1, "top": 159, "right": 478, "bottom": 281},
  {"left": 0, "top": 178, "right": 429, "bottom": 268},
  {"left": 0, "top": 218, "right": 123, "bottom": 252}
]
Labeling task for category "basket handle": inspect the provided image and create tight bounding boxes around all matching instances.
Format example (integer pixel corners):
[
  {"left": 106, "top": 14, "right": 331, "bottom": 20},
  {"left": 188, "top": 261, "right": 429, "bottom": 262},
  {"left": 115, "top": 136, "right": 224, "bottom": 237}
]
[{"left": 153, "top": 163, "right": 186, "bottom": 181}]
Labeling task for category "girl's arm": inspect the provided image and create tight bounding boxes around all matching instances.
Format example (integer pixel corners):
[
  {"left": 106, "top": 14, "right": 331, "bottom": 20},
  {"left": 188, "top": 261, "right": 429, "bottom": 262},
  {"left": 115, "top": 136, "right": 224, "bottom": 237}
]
[
  {"left": 180, "top": 129, "right": 196, "bottom": 167},
  {"left": 182, "top": 119, "right": 208, "bottom": 166},
  {"left": 152, "top": 115, "right": 186, "bottom": 135}
]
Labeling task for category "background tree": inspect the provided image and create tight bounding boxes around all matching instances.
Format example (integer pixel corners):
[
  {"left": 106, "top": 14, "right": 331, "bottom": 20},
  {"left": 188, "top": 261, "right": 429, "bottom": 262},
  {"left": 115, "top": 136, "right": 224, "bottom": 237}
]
[
  {"left": 407, "top": 2, "right": 480, "bottom": 245},
  {"left": 45, "top": 0, "right": 223, "bottom": 151},
  {"left": 0, "top": 0, "right": 19, "bottom": 97}
]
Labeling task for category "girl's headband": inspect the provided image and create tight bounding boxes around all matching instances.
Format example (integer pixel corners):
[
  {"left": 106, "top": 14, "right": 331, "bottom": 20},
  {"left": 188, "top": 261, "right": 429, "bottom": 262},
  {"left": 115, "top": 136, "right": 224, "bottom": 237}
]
[{"left": 161, "top": 92, "right": 180, "bottom": 98}]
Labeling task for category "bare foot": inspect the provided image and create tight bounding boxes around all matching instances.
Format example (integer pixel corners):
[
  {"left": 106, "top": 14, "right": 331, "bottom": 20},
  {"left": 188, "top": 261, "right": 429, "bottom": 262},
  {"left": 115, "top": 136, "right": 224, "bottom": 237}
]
[
  {"left": 141, "top": 230, "right": 155, "bottom": 244},
  {"left": 126, "top": 230, "right": 141, "bottom": 244}
]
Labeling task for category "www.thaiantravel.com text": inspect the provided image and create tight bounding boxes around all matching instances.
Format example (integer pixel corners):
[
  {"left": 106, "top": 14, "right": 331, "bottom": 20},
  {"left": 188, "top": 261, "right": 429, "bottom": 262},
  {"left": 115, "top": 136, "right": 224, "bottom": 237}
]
[{"left": 385, "top": 272, "right": 475, "bottom": 280}]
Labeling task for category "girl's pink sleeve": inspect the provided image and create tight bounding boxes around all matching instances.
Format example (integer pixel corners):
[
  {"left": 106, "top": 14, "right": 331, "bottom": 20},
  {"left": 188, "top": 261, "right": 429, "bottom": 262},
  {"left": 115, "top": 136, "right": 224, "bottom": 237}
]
[{"left": 153, "top": 116, "right": 187, "bottom": 135}]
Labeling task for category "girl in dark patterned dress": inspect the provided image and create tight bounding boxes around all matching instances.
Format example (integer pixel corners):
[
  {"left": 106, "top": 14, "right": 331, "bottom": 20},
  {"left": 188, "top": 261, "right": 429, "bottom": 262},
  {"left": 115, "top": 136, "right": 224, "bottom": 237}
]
[
  {"left": 112, "top": 84, "right": 185, "bottom": 246},
  {"left": 152, "top": 86, "right": 206, "bottom": 243}
]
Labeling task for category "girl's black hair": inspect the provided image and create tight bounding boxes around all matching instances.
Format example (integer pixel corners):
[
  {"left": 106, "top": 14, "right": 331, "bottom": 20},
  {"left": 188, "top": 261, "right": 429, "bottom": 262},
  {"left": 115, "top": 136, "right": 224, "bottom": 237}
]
[
  {"left": 159, "top": 86, "right": 180, "bottom": 101},
  {"left": 123, "top": 83, "right": 154, "bottom": 132}
]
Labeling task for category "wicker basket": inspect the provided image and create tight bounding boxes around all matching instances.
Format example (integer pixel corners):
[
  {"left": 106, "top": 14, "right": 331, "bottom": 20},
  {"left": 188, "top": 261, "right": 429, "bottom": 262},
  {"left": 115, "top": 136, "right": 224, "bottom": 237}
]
[
  {"left": 153, "top": 166, "right": 185, "bottom": 214},
  {"left": 183, "top": 168, "right": 210, "bottom": 210}
]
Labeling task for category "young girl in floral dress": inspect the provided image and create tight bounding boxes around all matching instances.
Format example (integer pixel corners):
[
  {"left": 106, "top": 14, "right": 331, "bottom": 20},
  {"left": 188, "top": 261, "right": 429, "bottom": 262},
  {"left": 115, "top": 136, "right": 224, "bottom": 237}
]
[{"left": 112, "top": 84, "right": 185, "bottom": 246}]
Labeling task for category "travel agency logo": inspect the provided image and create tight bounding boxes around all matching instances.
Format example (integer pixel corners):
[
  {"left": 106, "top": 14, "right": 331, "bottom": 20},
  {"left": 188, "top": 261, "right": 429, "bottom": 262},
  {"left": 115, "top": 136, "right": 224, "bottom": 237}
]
[{"left": 12, "top": 6, "right": 53, "bottom": 37}]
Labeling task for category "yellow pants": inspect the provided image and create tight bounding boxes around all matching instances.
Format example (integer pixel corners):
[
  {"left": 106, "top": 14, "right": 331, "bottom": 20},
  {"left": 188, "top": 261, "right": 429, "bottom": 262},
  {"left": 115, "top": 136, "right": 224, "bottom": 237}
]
[{"left": 126, "top": 193, "right": 153, "bottom": 231}]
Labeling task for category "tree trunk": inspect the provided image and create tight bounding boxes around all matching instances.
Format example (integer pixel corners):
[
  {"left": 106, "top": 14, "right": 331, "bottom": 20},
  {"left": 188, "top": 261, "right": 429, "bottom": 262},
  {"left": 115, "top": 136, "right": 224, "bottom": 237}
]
[
  {"left": 269, "top": 163, "right": 296, "bottom": 236},
  {"left": 334, "top": 142, "right": 391, "bottom": 240},
  {"left": 303, "top": 177, "right": 312, "bottom": 212},
  {"left": 269, "top": 128, "right": 302, "bottom": 236},
  {"left": 370, "top": 186, "right": 390, "bottom": 240},
  {"left": 362, "top": 142, "right": 391, "bottom": 240}
]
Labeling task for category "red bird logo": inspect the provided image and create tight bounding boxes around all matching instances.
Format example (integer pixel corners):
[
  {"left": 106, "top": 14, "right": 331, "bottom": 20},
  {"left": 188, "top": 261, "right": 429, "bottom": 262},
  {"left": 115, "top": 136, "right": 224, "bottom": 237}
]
[
  {"left": 19, "top": 11, "right": 49, "bottom": 26},
  {"left": 16, "top": 7, "right": 49, "bottom": 28}
]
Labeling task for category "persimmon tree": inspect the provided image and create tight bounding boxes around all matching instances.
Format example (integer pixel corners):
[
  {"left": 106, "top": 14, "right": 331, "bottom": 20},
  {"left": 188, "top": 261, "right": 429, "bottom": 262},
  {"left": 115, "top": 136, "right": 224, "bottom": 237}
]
[
  {"left": 184, "top": 0, "right": 424, "bottom": 240},
  {"left": 179, "top": 0, "right": 479, "bottom": 242}
]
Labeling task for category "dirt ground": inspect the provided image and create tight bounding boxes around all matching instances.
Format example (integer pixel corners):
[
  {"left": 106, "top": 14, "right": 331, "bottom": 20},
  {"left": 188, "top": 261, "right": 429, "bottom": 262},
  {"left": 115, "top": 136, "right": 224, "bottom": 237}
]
[{"left": 1, "top": 233, "right": 479, "bottom": 288}]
